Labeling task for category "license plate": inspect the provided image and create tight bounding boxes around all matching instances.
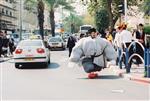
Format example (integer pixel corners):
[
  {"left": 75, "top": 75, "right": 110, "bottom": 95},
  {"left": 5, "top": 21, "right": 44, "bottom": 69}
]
[
  {"left": 52, "top": 43, "right": 58, "bottom": 45},
  {"left": 25, "top": 58, "right": 33, "bottom": 61}
]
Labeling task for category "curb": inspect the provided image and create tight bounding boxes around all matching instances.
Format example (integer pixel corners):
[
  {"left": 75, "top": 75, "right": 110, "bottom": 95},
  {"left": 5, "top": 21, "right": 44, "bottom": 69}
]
[
  {"left": 0, "top": 57, "right": 12, "bottom": 63},
  {"left": 118, "top": 72, "right": 150, "bottom": 84}
]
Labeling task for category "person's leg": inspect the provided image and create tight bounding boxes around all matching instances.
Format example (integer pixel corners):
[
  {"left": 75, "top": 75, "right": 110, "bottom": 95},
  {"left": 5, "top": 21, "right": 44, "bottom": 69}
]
[
  {"left": 69, "top": 48, "right": 72, "bottom": 57},
  {"left": 82, "top": 62, "right": 101, "bottom": 79},
  {"left": 0, "top": 47, "right": 2, "bottom": 57}
]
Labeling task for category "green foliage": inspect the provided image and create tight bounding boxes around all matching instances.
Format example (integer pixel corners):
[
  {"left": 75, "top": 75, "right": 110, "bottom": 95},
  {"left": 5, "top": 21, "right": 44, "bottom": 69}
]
[
  {"left": 63, "top": 13, "right": 83, "bottom": 33},
  {"left": 24, "top": 0, "right": 37, "bottom": 12},
  {"left": 144, "top": 26, "right": 150, "bottom": 35},
  {"left": 45, "top": 0, "right": 74, "bottom": 11},
  {"left": 140, "top": 0, "right": 150, "bottom": 15},
  {"left": 87, "top": 0, "right": 138, "bottom": 28},
  {"left": 95, "top": 9, "right": 109, "bottom": 32}
]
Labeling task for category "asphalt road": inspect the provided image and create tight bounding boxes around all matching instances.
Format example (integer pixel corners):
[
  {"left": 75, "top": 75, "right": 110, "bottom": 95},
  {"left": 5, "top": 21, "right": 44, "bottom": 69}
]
[{"left": 1, "top": 50, "right": 149, "bottom": 101}]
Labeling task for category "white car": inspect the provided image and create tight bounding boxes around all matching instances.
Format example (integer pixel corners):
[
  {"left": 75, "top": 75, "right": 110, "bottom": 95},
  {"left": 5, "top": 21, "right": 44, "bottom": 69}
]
[
  {"left": 13, "top": 39, "right": 50, "bottom": 68},
  {"left": 48, "top": 36, "right": 66, "bottom": 50}
]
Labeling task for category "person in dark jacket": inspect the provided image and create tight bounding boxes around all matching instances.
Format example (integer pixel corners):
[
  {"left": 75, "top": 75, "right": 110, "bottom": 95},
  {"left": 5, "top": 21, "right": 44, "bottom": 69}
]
[
  {"left": 67, "top": 34, "right": 77, "bottom": 57},
  {"left": 0, "top": 31, "right": 3, "bottom": 57},
  {"left": 135, "top": 23, "right": 145, "bottom": 64}
]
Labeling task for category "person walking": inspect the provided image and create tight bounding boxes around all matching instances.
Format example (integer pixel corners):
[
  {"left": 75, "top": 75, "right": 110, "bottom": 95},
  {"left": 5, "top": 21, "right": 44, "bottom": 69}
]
[
  {"left": 120, "top": 24, "right": 132, "bottom": 48},
  {"left": 69, "top": 28, "right": 117, "bottom": 79},
  {"left": 67, "top": 34, "right": 77, "bottom": 57}
]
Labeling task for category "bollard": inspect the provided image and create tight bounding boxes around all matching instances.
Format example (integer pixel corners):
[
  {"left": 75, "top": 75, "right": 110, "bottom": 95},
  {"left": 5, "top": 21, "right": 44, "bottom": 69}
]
[
  {"left": 147, "top": 48, "right": 150, "bottom": 77},
  {"left": 125, "top": 48, "right": 130, "bottom": 73},
  {"left": 118, "top": 48, "right": 122, "bottom": 69},
  {"left": 144, "top": 48, "right": 147, "bottom": 77},
  {"left": 144, "top": 48, "right": 150, "bottom": 78}
]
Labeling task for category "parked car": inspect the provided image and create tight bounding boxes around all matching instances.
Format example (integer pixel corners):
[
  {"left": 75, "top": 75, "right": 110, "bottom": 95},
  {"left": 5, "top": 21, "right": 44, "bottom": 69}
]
[
  {"left": 29, "top": 34, "right": 42, "bottom": 40},
  {"left": 48, "top": 36, "right": 66, "bottom": 50},
  {"left": 13, "top": 39, "right": 50, "bottom": 68},
  {"left": 11, "top": 33, "right": 20, "bottom": 48}
]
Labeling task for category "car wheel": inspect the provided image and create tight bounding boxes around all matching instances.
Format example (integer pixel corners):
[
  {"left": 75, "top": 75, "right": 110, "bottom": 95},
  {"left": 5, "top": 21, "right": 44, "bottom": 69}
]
[
  {"left": 62, "top": 46, "right": 65, "bottom": 50},
  {"left": 63, "top": 47, "right": 66, "bottom": 50},
  {"left": 15, "top": 63, "right": 20, "bottom": 68},
  {"left": 43, "top": 62, "right": 48, "bottom": 68},
  {"left": 48, "top": 58, "right": 50, "bottom": 64}
]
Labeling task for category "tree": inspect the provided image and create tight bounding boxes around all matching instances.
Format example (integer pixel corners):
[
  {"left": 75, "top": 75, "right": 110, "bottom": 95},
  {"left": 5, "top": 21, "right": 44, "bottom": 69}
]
[
  {"left": 87, "top": 0, "right": 138, "bottom": 29},
  {"left": 25, "top": 0, "right": 45, "bottom": 40},
  {"left": 63, "top": 13, "right": 83, "bottom": 33},
  {"left": 140, "top": 0, "right": 150, "bottom": 16},
  {"left": 45, "top": 0, "right": 74, "bottom": 36},
  {"left": 82, "top": 13, "right": 94, "bottom": 25},
  {"left": 95, "top": 9, "right": 109, "bottom": 33}
]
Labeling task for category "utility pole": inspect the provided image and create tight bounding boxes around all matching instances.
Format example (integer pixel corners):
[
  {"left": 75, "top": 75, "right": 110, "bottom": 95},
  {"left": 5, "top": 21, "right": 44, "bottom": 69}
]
[
  {"left": 124, "top": 0, "right": 127, "bottom": 23},
  {"left": 19, "top": 0, "right": 22, "bottom": 41}
]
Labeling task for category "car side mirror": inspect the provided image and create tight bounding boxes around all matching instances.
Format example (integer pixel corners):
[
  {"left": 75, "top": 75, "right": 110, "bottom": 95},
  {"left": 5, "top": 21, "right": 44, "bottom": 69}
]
[{"left": 64, "top": 39, "right": 66, "bottom": 42}]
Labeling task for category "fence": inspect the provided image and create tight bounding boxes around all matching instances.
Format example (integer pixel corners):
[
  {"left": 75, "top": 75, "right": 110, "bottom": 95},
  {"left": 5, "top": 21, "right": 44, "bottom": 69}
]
[{"left": 118, "top": 40, "right": 150, "bottom": 78}]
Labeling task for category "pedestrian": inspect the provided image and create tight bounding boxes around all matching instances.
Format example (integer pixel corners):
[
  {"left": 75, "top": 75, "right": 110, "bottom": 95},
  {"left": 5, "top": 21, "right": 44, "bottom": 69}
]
[
  {"left": 8, "top": 35, "right": 15, "bottom": 55},
  {"left": 135, "top": 23, "right": 145, "bottom": 46},
  {"left": 69, "top": 28, "right": 117, "bottom": 79},
  {"left": 0, "top": 31, "right": 3, "bottom": 57},
  {"left": 120, "top": 24, "right": 132, "bottom": 48},
  {"left": 79, "top": 33, "right": 85, "bottom": 39},
  {"left": 105, "top": 28, "right": 113, "bottom": 43},
  {"left": 100, "top": 29, "right": 106, "bottom": 39},
  {"left": 114, "top": 25, "right": 122, "bottom": 65},
  {"left": 114, "top": 25, "right": 122, "bottom": 48},
  {"left": 2, "top": 31, "right": 9, "bottom": 57},
  {"left": 135, "top": 23, "right": 145, "bottom": 65},
  {"left": 67, "top": 34, "right": 77, "bottom": 57}
]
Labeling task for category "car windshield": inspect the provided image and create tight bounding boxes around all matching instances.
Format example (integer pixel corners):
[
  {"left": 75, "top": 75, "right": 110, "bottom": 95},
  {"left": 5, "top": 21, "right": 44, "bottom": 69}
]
[
  {"left": 49, "top": 37, "right": 62, "bottom": 42},
  {"left": 19, "top": 41, "right": 42, "bottom": 46},
  {"left": 12, "top": 34, "right": 19, "bottom": 38},
  {"left": 81, "top": 26, "right": 91, "bottom": 30}
]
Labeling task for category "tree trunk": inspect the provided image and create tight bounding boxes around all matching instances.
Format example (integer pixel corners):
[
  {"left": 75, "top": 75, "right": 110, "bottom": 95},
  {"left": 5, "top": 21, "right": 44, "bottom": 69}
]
[
  {"left": 50, "top": 8, "right": 55, "bottom": 37},
  {"left": 37, "top": 0, "right": 44, "bottom": 40},
  {"left": 106, "top": 0, "right": 114, "bottom": 29}
]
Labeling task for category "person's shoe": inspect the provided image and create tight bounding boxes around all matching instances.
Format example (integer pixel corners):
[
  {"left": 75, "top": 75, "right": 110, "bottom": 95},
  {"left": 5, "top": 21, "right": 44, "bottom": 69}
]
[{"left": 88, "top": 72, "right": 98, "bottom": 79}]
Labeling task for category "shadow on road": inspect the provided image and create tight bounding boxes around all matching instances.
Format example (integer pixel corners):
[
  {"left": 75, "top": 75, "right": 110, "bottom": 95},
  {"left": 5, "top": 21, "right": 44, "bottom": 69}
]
[
  {"left": 15, "top": 62, "right": 60, "bottom": 70},
  {"left": 78, "top": 75, "right": 120, "bottom": 80},
  {"left": 48, "top": 62, "right": 60, "bottom": 69}
]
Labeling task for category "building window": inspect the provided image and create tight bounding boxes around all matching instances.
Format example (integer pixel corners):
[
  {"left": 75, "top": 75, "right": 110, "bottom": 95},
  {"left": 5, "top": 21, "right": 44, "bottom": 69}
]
[
  {"left": 2, "top": 8, "right": 4, "bottom": 14},
  {"left": 6, "top": 10, "right": 8, "bottom": 15},
  {"left": 9, "top": 0, "right": 13, "bottom": 3},
  {"left": 10, "top": 11, "right": 12, "bottom": 16}
]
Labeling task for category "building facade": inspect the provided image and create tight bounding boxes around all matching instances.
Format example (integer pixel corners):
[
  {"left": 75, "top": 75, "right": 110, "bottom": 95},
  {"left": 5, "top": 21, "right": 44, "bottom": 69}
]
[{"left": 0, "top": 0, "right": 17, "bottom": 33}]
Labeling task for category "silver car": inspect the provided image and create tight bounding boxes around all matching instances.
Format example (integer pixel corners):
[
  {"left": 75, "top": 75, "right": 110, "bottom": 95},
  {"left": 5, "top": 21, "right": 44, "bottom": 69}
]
[{"left": 48, "top": 36, "right": 66, "bottom": 50}]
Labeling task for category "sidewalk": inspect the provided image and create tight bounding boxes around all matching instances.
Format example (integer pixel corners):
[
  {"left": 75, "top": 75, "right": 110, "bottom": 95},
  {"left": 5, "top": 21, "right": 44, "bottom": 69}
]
[
  {"left": 111, "top": 65, "right": 150, "bottom": 84},
  {"left": 0, "top": 55, "right": 13, "bottom": 63}
]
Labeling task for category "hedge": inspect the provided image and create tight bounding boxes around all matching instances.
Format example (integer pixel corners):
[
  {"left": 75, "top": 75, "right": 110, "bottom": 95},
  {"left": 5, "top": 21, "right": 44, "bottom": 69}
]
[{"left": 144, "top": 26, "right": 150, "bottom": 35}]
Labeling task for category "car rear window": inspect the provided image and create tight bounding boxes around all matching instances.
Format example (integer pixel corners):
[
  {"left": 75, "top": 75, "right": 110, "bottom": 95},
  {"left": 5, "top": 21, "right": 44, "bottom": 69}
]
[
  {"left": 20, "top": 41, "right": 42, "bottom": 46},
  {"left": 49, "top": 37, "right": 62, "bottom": 42}
]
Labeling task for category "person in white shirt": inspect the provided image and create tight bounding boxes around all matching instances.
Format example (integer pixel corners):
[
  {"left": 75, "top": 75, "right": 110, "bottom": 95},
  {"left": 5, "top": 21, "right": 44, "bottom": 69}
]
[
  {"left": 120, "top": 24, "right": 132, "bottom": 48},
  {"left": 114, "top": 26, "right": 122, "bottom": 48},
  {"left": 69, "top": 28, "right": 117, "bottom": 79}
]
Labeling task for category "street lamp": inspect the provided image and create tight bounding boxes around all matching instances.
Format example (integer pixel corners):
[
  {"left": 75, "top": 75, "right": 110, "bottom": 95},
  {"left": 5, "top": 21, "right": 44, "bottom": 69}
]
[{"left": 19, "top": 0, "right": 22, "bottom": 41}]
